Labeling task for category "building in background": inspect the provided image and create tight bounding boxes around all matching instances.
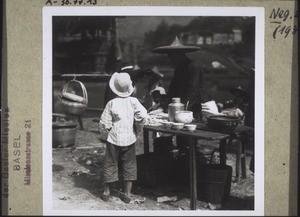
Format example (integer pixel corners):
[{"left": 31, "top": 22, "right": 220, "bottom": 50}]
[
  {"left": 53, "top": 16, "right": 122, "bottom": 75},
  {"left": 180, "top": 27, "right": 242, "bottom": 45}
]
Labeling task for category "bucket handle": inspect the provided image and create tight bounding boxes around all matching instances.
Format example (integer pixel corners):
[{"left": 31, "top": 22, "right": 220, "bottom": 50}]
[{"left": 62, "top": 79, "right": 88, "bottom": 105}]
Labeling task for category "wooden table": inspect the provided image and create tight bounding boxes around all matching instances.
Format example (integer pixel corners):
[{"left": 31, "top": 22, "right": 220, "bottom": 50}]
[{"left": 143, "top": 125, "right": 229, "bottom": 210}]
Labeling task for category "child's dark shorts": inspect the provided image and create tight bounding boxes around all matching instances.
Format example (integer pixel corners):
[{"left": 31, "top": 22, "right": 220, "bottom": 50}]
[{"left": 103, "top": 142, "right": 137, "bottom": 183}]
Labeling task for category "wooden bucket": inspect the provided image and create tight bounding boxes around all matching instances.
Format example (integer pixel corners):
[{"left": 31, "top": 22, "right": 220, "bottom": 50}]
[
  {"left": 199, "top": 164, "right": 232, "bottom": 205},
  {"left": 52, "top": 113, "right": 78, "bottom": 148}
]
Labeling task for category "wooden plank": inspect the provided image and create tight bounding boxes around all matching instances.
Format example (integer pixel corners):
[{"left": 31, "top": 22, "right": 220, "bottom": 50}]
[
  {"left": 61, "top": 73, "right": 111, "bottom": 78},
  {"left": 53, "top": 74, "right": 111, "bottom": 81},
  {"left": 144, "top": 125, "right": 228, "bottom": 140}
]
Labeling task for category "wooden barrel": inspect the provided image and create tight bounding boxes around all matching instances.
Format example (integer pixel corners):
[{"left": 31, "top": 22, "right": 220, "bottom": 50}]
[
  {"left": 53, "top": 126, "right": 77, "bottom": 148},
  {"left": 199, "top": 164, "right": 232, "bottom": 205}
]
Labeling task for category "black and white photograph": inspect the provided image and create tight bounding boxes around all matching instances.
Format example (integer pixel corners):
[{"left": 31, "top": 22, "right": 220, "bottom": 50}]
[{"left": 43, "top": 6, "right": 264, "bottom": 215}]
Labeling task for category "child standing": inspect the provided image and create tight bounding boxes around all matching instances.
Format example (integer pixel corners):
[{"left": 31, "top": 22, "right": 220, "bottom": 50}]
[{"left": 99, "top": 72, "right": 148, "bottom": 203}]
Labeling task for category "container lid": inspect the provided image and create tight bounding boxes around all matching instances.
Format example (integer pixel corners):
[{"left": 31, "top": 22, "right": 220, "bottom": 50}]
[{"left": 172, "top": 98, "right": 181, "bottom": 103}]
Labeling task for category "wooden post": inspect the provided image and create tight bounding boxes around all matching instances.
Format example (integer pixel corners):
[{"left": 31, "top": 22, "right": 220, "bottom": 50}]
[{"left": 189, "top": 138, "right": 197, "bottom": 210}]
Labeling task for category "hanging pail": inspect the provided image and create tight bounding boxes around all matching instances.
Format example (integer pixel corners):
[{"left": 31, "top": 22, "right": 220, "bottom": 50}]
[
  {"left": 52, "top": 113, "right": 78, "bottom": 148},
  {"left": 60, "top": 79, "right": 88, "bottom": 116},
  {"left": 199, "top": 164, "right": 232, "bottom": 205}
]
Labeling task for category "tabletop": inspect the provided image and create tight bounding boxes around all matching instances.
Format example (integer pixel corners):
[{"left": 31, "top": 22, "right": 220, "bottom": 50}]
[{"left": 144, "top": 124, "right": 229, "bottom": 140}]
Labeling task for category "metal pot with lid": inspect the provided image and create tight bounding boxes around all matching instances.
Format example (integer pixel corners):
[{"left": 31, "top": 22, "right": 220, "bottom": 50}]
[{"left": 168, "top": 98, "right": 184, "bottom": 122}]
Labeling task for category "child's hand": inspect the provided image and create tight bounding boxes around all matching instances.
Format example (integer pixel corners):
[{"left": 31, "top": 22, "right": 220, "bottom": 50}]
[
  {"left": 99, "top": 138, "right": 107, "bottom": 143},
  {"left": 217, "top": 103, "right": 224, "bottom": 110}
]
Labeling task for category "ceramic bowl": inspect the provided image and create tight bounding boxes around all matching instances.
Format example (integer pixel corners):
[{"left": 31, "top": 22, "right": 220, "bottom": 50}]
[
  {"left": 175, "top": 111, "right": 193, "bottom": 124},
  {"left": 184, "top": 124, "right": 197, "bottom": 132}
]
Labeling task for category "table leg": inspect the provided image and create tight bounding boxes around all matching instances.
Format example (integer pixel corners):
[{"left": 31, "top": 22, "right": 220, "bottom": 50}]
[
  {"left": 219, "top": 138, "right": 227, "bottom": 166},
  {"left": 227, "top": 136, "right": 234, "bottom": 151},
  {"left": 241, "top": 140, "right": 247, "bottom": 179},
  {"left": 143, "top": 128, "right": 149, "bottom": 155},
  {"left": 189, "top": 138, "right": 197, "bottom": 210},
  {"left": 236, "top": 140, "right": 242, "bottom": 182}
]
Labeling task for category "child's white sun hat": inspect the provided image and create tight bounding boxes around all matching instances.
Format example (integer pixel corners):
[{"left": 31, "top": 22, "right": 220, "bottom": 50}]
[{"left": 109, "top": 72, "right": 134, "bottom": 98}]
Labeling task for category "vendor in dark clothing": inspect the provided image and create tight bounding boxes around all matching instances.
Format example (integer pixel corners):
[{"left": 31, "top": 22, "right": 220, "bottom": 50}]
[
  {"left": 152, "top": 36, "right": 212, "bottom": 121},
  {"left": 152, "top": 36, "right": 213, "bottom": 154}
]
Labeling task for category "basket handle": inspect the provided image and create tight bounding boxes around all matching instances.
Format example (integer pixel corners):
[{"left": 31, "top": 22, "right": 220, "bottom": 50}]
[
  {"left": 52, "top": 113, "right": 67, "bottom": 122},
  {"left": 62, "top": 79, "right": 88, "bottom": 105}
]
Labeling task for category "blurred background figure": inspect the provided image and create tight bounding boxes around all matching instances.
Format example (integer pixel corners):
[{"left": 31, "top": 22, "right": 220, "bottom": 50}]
[
  {"left": 147, "top": 86, "right": 167, "bottom": 114},
  {"left": 103, "top": 59, "right": 155, "bottom": 106},
  {"left": 147, "top": 66, "right": 164, "bottom": 92},
  {"left": 217, "top": 86, "right": 249, "bottom": 119}
]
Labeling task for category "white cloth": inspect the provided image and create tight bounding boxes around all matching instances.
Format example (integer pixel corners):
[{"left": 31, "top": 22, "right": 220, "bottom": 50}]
[{"left": 201, "top": 100, "right": 221, "bottom": 115}]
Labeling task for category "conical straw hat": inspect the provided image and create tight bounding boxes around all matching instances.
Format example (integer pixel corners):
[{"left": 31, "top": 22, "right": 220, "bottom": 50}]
[{"left": 152, "top": 36, "right": 200, "bottom": 54}]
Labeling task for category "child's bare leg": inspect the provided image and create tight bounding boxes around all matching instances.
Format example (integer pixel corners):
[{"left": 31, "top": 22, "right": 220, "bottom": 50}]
[
  {"left": 103, "top": 183, "right": 110, "bottom": 195},
  {"left": 124, "top": 181, "right": 132, "bottom": 197},
  {"left": 100, "top": 183, "right": 111, "bottom": 202}
]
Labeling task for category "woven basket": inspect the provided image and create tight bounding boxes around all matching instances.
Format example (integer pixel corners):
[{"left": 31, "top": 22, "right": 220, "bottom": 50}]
[{"left": 60, "top": 79, "right": 88, "bottom": 116}]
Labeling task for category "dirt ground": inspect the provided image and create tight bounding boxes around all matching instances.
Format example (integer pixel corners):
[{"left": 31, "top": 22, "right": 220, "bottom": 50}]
[{"left": 52, "top": 117, "right": 254, "bottom": 211}]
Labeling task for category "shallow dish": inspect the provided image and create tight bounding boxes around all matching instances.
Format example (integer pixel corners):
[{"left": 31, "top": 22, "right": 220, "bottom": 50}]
[
  {"left": 171, "top": 122, "right": 185, "bottom": 130},
  {"left": 162, "top": 121, "right": 174, "bottom": 128}
]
